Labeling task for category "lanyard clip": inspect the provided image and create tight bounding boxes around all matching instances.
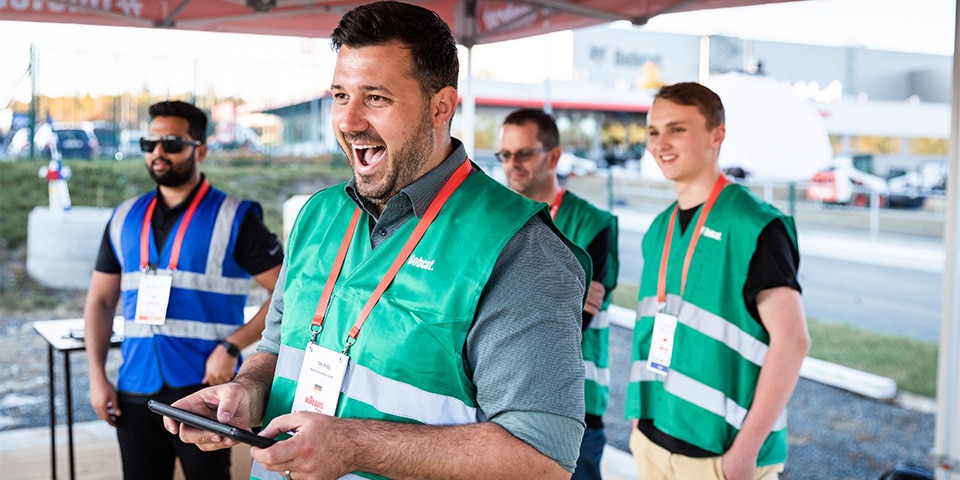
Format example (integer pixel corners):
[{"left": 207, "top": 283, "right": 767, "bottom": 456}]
[
  {"left": 341, "top": 335, "right": 356, "bottom": 356},
  {"left": 658, "top": 302, "right": 666, "bottom": 314},
  {"left": 309, "top": 325, "right": 322, "bottom": 345}
]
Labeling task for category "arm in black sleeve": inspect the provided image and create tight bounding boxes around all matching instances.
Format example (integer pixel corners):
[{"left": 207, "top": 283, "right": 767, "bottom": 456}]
[
  {"left": 233, "top": 205, "right": 285, "bottom": 275},
  {"left": 743, "top": 218, "right": 801, "bottom": 324},
  {"left": 581, "top": 225, "right": 611, "bottom": 331},
  {"left": 94, "top": 222, "right": 121, "bottom": 274}
]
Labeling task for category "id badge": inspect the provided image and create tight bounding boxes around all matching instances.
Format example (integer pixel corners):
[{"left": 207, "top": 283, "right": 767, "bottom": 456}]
[
  {"left": 134, "top": 270, "right": 173, "bottom": 325},
  {"left": 291, "top": 343, "right": 349, "bottom": 416},
  {"left": 646, "top": 312, "right": 679, "bottom": 376}
]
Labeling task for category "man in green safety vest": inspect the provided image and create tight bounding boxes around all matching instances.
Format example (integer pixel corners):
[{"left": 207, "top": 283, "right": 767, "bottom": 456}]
[
  {"left": 163, "top": 2, "right": 593, "bottom": 480},
  {"left": 499, "top": 107, "right": 619, "bottom": 480}
]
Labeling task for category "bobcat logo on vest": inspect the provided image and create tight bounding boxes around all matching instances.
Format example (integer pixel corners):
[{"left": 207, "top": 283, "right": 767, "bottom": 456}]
[
  {"left": 407, "top": 253, "right": 436, "bottom": 271},
  {"left": 700, "top": 226, "right": 723, "bottom": 241}
]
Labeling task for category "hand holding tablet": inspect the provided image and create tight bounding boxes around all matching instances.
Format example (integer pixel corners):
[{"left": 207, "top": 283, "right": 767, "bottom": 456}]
[{"left": 148, "top": 399, "right": 277, "bottom": 449}]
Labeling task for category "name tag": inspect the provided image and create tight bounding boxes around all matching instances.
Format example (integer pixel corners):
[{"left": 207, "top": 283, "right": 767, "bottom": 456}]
[
  {"left": 646, "top": 312, "right": 679, "bottom": 376},
  {"left": 292, "top": 343, "right": 349, "bottom": 416},
  {"left": 134, "top": 270, "right": 173, "bottom": 325}
]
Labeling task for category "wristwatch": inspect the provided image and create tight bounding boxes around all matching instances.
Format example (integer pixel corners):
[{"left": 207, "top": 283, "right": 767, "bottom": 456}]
[{"left": 220, "top": 340, "right": 241, "bottom": 357}]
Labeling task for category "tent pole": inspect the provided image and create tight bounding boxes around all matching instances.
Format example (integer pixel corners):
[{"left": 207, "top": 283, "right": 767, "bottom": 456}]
[
  {"left": 933, "top": 1, "right": 960, "bottom": 478},
  {"left": 463, "top": 44, "right": 476, "bottom": 159}
]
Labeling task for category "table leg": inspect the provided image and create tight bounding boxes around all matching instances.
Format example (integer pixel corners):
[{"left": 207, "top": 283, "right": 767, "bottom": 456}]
[
  {"left": 64, "top": 351, "right": 76, "bottom": 480},
  {"left": 47, "top": 344, "right": 56, "bottom": 480}
]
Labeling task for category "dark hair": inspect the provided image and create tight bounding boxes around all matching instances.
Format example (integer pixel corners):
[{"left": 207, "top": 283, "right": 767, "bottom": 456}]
[
  {"left": 330, "top": 1, "right": 459, "bottom": 96},
  {"left": 654, "top": 82, "right": 725, "bottom": 130},
  {"left": 148, "top": 100, "right": 207, "bottom": 143},
  {"left": 503, "top": 108, "right": 560, "bottom": 149}
]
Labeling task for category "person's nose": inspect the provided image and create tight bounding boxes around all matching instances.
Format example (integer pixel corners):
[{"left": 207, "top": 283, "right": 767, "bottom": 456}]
[
  {"left": 647, "top": 134, "right": 664, "bottom": 153},
  {"left": 334, "top": 100, "right": 369, "bottom": 134}
]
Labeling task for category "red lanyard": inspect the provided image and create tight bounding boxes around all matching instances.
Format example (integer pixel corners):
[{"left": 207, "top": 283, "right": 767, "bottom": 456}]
[
  {"left": 549, "top": 189, "right": 565, "bottom": 220},
  {"left": 139, "top": 179, "right": 211, "bottom": 271},
  {"left": 310, "top": 161, "right": 473, "bottom": 352},
  {"left": 656, "top": 174, "right": 729, "bottom": 309}
]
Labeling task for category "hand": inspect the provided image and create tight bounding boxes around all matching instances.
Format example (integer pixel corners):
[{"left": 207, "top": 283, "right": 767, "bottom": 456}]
[
  {"left": 89, "top": 377, "right": 120, "bottom": 426},
  {"left": 721, "top": 448, "right": 757, "bottom": 480},
  {"left": 164, "top": 382, "right": 255, "bottom": 451},
  {"left": 583, "top": 280, "right": 605, "bottom": 316},
  {"left": 254, "top": 412, "right": 353, "bottom": 480},
  {"left": 203, "top": 345, "right": 239, "bottom": 385}
]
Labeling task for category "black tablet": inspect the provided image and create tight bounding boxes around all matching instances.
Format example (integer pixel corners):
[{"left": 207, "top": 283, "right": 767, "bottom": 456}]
[{"left": 147, "top": 400, "right": 277, "bottom": 448}]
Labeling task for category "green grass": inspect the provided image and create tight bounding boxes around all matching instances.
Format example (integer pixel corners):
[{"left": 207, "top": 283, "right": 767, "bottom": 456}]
[{"left": 611, "top": 281, "right": 939, "bottom": 398}]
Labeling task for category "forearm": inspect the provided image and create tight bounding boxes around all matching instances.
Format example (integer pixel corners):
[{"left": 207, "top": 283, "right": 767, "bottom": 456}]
[
  {"left": 83, "top": 273, "right": 120, "bottom": 380},
  {"left": 232, "top": 351, "right": 278, "bottom": 425},
  {"left": 732, "top": 288, "right": 810, "bottom": 456},
  {"left": 732, "top": 336, "right": 808, "bottom": 456},
  {"left": 340, "top": 419, "right": 569, "bottom": 479},
  {"left": 227, "top": 300, "right": 269, "bottom": 349},
  {"left": 230, "top": 264, "right": 280, "bottom": 349}
]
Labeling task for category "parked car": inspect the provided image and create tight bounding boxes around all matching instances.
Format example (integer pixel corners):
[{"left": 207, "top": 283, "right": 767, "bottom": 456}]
[
  {"left": 5, "top": 122, "right": 100, "bottom": 160},
  {"left": 557, "top": 152, "right": 598, "bottom": 179},
  {"left": 91, "top": 121, "right": 119, "bottom": 158},
  {"left": 117, "top": 128, "right": 149, "bottom": 160}
]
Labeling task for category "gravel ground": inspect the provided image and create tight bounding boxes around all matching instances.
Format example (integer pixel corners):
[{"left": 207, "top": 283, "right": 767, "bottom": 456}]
[{"left": 603, "top": 324, "right": 935, "bottom": 480}]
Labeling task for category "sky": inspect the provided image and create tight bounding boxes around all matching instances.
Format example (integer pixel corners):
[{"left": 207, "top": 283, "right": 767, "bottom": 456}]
[{"left": 0, "top": 0, "right": 955, "bottom": 109}]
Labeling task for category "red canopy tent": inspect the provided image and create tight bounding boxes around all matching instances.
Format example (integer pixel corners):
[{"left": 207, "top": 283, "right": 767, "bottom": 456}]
[{"left": 0, "top": 0, "right": 802, "bottom": 45}]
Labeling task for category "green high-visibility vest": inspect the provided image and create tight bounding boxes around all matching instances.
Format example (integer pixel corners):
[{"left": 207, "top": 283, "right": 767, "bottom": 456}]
[
  {"left": 625, "top": 183, "right": 797, "bottom": 466},
  {"left": 254, "top": 168, "right": 589, "bottom": 480}
]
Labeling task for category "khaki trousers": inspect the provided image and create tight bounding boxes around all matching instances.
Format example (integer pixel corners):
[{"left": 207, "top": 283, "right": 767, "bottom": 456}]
[{"left": 629, "top": 427, "right": 784, "bottom": 480}]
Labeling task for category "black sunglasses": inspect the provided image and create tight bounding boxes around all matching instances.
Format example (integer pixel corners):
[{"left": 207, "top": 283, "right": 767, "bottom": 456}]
[{"left": 140, "top": 135, "right": 202, "bottom": 154}]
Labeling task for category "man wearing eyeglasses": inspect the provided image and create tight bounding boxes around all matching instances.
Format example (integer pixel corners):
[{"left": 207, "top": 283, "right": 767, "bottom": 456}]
[
  {"left": 84, "top": 100, "right": 283, "bottom": 479},
  {"left": 499, "top": 108, "right": 619, "bottom": 480}
]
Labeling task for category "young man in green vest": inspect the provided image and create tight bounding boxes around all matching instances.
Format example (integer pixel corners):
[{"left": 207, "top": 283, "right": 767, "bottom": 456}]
[
  {"left": 163, "top": 2, "right": 592, "bottom": 479},
  {"left": 499, "top": 108, "right": 619, "bottom": 480},
  {"left": 625, "top": 82, "right": 810, "bottom": 480}
]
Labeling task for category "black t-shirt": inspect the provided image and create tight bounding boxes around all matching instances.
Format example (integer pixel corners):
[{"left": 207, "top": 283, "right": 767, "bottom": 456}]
[
  {"left": 638, "top": 204, "right": 801, "bottom": 457},
  {"left": 581, "top": 225, "right": 611, "bottom": 331},
  {"left": 95, "top": 181, "right": 283, "bottom": 276}
]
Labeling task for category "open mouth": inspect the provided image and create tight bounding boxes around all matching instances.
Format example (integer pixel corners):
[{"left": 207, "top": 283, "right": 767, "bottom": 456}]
[{"left": 353, "top": 144, "right": 386, "bottom": 168}]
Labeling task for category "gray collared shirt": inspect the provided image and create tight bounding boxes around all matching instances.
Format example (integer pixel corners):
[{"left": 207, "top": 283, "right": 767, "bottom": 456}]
[{"left": 259, "top": 139, "right": 586, "bottom": 472}]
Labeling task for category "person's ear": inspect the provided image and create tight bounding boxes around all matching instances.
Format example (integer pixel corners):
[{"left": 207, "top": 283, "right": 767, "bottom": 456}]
[
  {"left": 431, "top": 86, "right": 459, "bottom": 128},
  {"left": 712, "top": 124, "right": 726, "bottom": 146},
  {"left": 548, "top": 146, "right": 562, "bottom": 169},
  {"left": 195, "top": 143, "right": 208, "bottom": 165}
]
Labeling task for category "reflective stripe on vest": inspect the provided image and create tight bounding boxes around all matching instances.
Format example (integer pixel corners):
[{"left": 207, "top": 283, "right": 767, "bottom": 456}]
[
  {"left": 639, "top": 293, "right": 770, "bottom": 366},
  {"left": 629, "top": 360, "right": 788, "bottom": 433},
  {"left": 274, "top": 344, "right": 481, "bottom": 426},
  {"left": 584, "top": 360, "right": 610, "bottom": 388},
  {"left": 122, "top": 318, "right": 240, "bottom": 340},
  {"left": 119, "top": 269, "right": 251, "bottom": 296}
]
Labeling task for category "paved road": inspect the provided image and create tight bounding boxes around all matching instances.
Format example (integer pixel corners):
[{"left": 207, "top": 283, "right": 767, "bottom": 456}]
[{"left": 614, "top": 208, "right": 945, "bottom": 342}]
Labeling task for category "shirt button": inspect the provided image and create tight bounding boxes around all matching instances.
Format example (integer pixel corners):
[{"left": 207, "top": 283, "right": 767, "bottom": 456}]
[{"left": 378, "top": 229, "right": 386, "bottom": 237}]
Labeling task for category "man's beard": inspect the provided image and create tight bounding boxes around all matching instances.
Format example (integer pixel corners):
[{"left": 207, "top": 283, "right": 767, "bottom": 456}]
[
  {"left": 147, "top": 154, "right": 197, "bottom": 187},
  {"left": 350, "top": 110, "right": 434, "bottom": 206}
]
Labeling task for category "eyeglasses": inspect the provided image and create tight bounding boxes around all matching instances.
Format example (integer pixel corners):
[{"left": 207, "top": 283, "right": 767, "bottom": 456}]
[
  {"left": 495, "top": 147, "right": 549, "bottom": 163},
  {"left": 140, "top": 135, "right": 202, "bottom": 153}
]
